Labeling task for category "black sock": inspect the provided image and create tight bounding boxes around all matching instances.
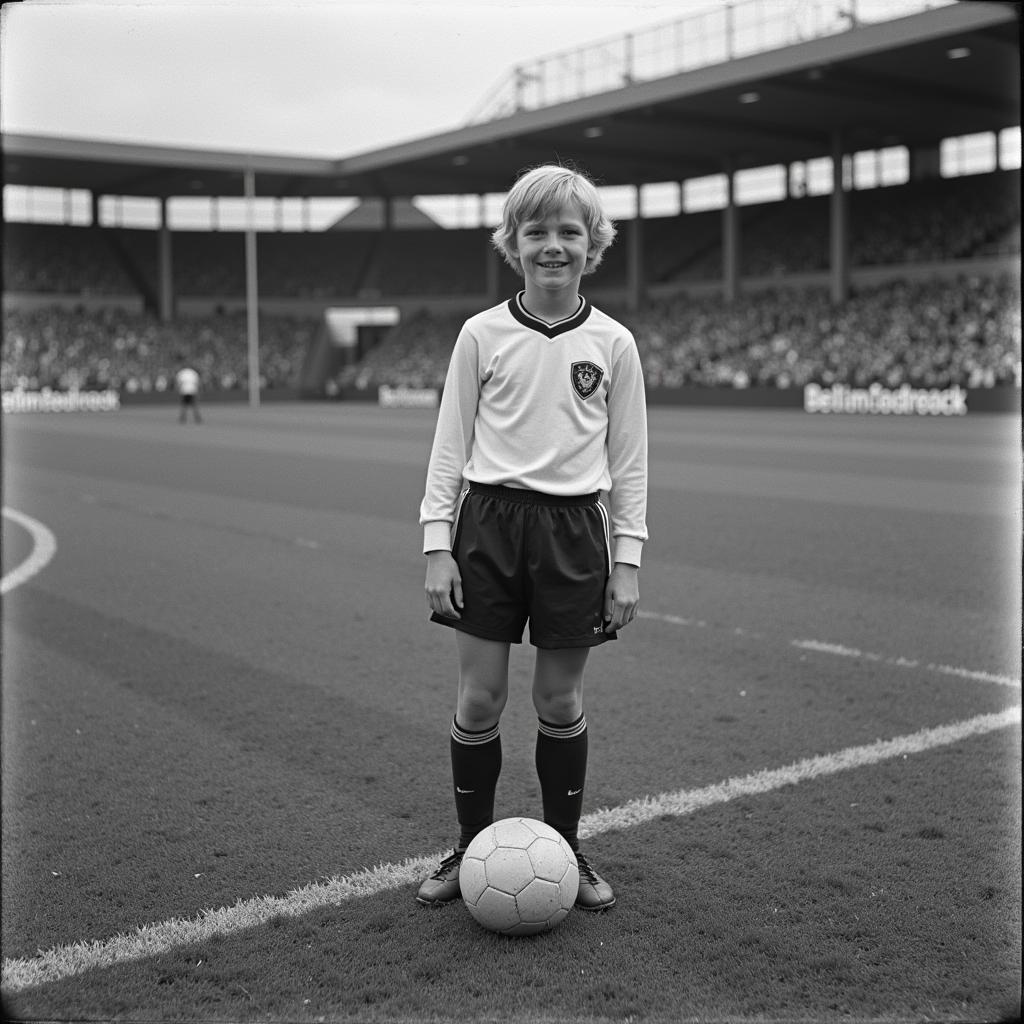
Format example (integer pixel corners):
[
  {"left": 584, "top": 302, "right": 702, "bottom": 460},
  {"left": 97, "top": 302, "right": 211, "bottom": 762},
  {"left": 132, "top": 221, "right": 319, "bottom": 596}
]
[
  {"left": 535, "top": 713, "right": 588, "bottom": 852},
  {"left": 450, "top": 718, "right": 502, "bottom": 850}
]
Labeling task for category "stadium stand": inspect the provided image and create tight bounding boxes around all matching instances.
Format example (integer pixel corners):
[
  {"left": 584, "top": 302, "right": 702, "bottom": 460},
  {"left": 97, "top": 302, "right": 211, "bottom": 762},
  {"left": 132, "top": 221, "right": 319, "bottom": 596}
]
[
  {"left": 661, "top": 169, "right": 1021, "bottom": 281},
  {"left": 332, "top": 307, "right": 467, "bottom": 393},
  {"left": 2, "top": 171, "right": 1020, "bottom": 397},
  {"left": 5, "top": 172, "right": 1019, "bottom": 300},
  {"left": 3, "top": 224, "right": 136, "bottom": 295},
  {"left": 328, "top": 274, "right": 1019, "bottom": 394},
  {"left": 629, "top": 275, "right": 1020, "bottom": 391},
  {"left": 1, "top": 305, "right": 317, "bottom": 394},
  {"left": 356, "top": 229, "right": 491, "bottom": 298}
]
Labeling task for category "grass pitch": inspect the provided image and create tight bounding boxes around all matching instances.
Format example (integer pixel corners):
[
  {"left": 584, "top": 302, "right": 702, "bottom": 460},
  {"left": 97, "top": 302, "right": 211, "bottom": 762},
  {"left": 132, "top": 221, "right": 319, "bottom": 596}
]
[{"left": 2, "top": 402, "right": 1020, "bottom": 1022}]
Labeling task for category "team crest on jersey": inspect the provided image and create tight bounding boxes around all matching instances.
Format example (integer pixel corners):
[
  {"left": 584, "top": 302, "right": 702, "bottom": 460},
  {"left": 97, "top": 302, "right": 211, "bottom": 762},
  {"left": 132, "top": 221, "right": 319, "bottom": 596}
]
[{"left": 571, "top": 361, "right": 603, "bottom": 400}]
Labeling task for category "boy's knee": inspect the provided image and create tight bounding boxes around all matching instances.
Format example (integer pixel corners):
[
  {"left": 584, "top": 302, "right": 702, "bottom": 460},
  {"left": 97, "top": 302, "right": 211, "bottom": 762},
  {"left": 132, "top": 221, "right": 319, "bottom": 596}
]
[
  {"left": 533, "top": 689, "right": 583, "bottom": 725},
  {"left": 457, "top": 687, "right": 506, "bottom": 729}
]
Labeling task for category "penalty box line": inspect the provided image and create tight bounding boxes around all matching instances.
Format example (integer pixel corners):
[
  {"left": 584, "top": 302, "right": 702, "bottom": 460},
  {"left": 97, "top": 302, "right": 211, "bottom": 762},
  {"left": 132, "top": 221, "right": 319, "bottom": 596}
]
[{"left": 3, "top": 705, "right": 1020, "bottom": 994}]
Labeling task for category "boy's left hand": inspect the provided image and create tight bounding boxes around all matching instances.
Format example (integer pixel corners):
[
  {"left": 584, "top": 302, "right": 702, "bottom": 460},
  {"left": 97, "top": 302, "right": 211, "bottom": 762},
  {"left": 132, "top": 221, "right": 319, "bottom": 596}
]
[{"left": 604, "top": 563, "right": 639, "bottom": 633}]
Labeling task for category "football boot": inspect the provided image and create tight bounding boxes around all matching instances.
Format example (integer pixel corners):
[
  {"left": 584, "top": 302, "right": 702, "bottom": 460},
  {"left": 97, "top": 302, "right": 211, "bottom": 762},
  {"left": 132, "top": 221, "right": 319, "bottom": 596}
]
[
  {"left": 415, "top": 848, "right": 465, "bottom": 905},
  {"left": 574, "top": 850, "right": 616, "bottom": 911}
]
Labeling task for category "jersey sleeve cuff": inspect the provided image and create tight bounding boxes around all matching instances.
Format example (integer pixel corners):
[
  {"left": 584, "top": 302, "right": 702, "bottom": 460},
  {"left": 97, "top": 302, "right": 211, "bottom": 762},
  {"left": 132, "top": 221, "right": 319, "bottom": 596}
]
[
  {"left": 423, "top": 520, "right": 453, "bottom": 554},
  {"left": 613, "top": 536, "right": 644, "bottom": 568}
]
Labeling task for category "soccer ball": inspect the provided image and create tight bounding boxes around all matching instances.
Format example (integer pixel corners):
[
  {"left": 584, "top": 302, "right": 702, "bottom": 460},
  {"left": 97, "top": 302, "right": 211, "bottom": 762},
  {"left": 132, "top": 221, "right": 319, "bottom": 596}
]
[{"left": 459, "top": 817, "right": 579, "bottom": 936}]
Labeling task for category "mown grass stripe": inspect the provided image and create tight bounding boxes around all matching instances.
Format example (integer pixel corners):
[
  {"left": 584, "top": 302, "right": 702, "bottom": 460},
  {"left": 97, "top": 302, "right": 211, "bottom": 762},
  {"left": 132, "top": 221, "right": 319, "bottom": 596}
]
[{"left": 3, "top": 706, "right": 1019, "bottom": 994}]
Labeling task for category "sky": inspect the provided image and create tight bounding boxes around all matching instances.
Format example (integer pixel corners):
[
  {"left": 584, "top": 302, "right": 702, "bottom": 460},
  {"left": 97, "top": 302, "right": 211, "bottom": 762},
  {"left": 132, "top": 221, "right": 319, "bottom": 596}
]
[{"left": 1, "top": 0, "right": 698, "bottom": 159}]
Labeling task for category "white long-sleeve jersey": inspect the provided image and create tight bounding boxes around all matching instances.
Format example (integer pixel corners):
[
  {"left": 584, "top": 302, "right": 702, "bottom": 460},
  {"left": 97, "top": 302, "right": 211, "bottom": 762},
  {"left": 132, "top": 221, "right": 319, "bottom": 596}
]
[{"left": 419, "top": 293, "right": 648, "bottom": 566}]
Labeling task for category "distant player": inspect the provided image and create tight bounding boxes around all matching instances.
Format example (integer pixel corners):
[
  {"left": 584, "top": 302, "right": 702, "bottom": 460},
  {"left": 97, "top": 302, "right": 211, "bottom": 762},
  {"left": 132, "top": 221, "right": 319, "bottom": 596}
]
[
  {"left": 417, "top": 164, "right": 649, "bottom": 911},
  {"left": 175, "top": 360, "right": 202, "bottom": 424}
]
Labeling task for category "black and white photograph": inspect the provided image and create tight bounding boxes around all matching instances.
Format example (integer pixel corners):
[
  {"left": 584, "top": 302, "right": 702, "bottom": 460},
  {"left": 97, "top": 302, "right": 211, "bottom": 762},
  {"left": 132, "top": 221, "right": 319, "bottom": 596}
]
[{"left": 1, "top": 0, "right": 1020, "bottom": 1020}]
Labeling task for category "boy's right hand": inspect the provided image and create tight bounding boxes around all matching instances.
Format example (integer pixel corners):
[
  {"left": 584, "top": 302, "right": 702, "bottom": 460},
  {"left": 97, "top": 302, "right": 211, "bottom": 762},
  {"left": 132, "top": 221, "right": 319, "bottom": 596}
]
[{"left": 425, "top": 550, "right": 463, "bottom": 619}]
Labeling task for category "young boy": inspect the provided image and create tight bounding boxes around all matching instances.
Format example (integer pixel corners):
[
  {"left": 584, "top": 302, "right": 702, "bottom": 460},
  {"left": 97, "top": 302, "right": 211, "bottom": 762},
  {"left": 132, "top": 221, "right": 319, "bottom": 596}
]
[{"left": 417, "top": 164, "right": 648, "bottom": 911}]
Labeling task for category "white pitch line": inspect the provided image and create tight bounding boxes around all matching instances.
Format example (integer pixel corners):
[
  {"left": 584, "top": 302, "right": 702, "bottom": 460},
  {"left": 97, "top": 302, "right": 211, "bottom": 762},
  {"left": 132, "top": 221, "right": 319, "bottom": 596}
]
[
  {"left": 1, "top": 507, "right": 57, "bottom": 595},
  {"left": 791, "top": 639, "right": 1021, "bottom": 689},
  {"left": 3, "top": 705, "right": 1019, "bottom": 994},
  {"left": 580, "top": 706, "right": 1020, "bottom": 837},
  {"left": 639, "top": 609, "right": 1021, "bottom": 689}
]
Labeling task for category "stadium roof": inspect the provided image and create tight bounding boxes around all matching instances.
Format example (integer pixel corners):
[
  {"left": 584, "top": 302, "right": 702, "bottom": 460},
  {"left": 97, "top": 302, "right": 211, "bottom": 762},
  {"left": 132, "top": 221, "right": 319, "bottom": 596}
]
[{"left": 1, "top": 1, "right": 1018, "bottom": 202}]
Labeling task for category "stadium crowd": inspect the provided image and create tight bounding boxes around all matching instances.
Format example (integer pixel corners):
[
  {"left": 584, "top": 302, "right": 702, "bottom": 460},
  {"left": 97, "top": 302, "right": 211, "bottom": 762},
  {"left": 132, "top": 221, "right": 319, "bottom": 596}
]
[
  {"left": 630, "top": 275, "right": 1020, "bottom": 390},
  {"left": 332, "top": 274, "right": 1020, "bottom": 393},
  {"left": 1, "top": 306, "right": 317, "bottom": 393},
  {"left": 3, "top": 275, "right": 1018, "bottom": 397}
]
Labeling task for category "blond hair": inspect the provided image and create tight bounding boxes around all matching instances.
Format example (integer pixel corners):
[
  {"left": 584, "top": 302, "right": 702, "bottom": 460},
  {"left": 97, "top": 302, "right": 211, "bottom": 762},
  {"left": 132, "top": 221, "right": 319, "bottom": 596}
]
[{"left": 491, "top": 164, "right": 616, "bottom": 277}]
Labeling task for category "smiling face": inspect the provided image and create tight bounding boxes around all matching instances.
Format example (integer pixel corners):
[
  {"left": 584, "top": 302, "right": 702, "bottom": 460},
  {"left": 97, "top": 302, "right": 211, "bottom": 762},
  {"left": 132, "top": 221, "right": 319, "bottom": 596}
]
[{"left": 511, "top": 204, "right": 595, "bottom": 307}]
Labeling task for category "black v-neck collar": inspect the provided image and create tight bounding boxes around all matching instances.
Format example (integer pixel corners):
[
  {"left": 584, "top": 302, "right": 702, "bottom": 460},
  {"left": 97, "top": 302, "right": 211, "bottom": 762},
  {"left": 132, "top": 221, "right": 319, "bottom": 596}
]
[{"left": 508, "top": 292, "right": 592, "bottom": 338}]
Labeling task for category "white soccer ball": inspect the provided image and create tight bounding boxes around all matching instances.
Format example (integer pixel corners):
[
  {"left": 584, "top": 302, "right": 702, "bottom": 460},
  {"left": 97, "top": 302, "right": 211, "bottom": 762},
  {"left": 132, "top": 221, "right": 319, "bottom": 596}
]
[{"left": 459, "top": 817, "right": 580, "bottom": 936}]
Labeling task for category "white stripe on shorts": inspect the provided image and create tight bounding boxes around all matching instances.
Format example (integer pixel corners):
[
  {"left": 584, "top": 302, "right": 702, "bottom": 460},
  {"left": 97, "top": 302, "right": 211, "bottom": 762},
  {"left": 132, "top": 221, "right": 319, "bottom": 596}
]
[
  {"left": 595, "top": 499, "right": 612, "bottom": 574},
  {"left": 449, "top": 487, "right": 470, "bottom": 548}
]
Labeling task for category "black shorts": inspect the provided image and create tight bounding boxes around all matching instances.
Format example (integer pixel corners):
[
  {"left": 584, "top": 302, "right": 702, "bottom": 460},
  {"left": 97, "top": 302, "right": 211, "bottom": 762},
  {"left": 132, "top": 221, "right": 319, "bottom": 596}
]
[{"left": 431, "top": 483, "right": 615, "bottom": 649}]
